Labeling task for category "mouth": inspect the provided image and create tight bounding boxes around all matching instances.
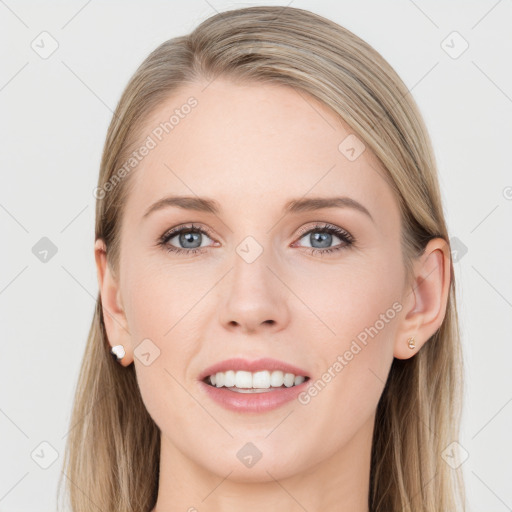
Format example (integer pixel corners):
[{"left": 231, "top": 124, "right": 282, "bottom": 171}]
[{"left": 197, "top": 357, "right": 311, "bottom": 412}]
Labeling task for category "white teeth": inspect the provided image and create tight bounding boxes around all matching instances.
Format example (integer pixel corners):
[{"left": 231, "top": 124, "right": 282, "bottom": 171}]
[
  {"left": 209, "top": 370, "right": 307, "bottom": 389},
  {"left": 235, "top": 370, "right": 252, "bottom": 388},
  {"left": 283, "top": 373, "right": 295, "bottom": 387},
  {"left": 224, "top": 370, "right": 236, "bottom": 388},
  {"left": 270, "top": 370, "right": 284, "bottom": 387},
  {"left": 252, "top": 371, "right": 271, "bottom": 389}
]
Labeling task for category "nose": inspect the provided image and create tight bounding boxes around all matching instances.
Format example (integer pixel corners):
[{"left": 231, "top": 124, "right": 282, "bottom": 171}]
[{"left": 217, "top": 248, "right": 290, "bottom": 335}]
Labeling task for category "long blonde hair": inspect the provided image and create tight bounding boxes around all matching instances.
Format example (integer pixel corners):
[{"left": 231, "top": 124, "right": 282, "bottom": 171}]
[{"left": 58, "top": 6, "right": 465, "bottom": 511}]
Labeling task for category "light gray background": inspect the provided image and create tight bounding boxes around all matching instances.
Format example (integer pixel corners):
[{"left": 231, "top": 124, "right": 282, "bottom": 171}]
[{"left": 1, "top": 1, "right": 511, "bottom": 511}]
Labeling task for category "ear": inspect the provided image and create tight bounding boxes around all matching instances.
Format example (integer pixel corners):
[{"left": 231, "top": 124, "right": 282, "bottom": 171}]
[
  {"left": 94, "top": 238, "right": 133, "bottom": 366},
  {"left": 394, "top": 237, "right": 452, "bottom": 359}
]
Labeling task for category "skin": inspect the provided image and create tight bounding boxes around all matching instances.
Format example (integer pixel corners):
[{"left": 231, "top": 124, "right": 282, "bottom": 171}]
[{"left": 95, "top": 78, "right": 451, "bottom": 512}]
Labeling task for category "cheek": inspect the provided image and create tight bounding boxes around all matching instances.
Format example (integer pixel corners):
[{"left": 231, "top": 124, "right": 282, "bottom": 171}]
[
  {"left": 297, "top": 253, "right": 402, "bottom": 415},
  {"left": 291, "top": 251, "right": 403, "bottom": 347},
  {"left": 334, "top": 269, "right": 402, "bottom": 351},
  {"left": 126, "top": 282, "right": 201, "bottom": 437},
  {"left": 120, "top": 263, "right": 199, "bottom": 419},
  {"left": 123, "top": 257, "right": 202, "bottom": 340}
]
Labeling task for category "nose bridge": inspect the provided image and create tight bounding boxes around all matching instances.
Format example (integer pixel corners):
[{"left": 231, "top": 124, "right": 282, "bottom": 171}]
[
  {"left": 232, "top": 236, "right": 272, "bottom": 292},
  {"left": 218, "top": 233, "right": 289, "bottom": 333}
]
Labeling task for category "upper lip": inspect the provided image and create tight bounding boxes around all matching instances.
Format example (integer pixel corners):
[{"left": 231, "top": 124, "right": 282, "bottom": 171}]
[{"left": 198, "top": 357, "right": 310, "bottom": 381}]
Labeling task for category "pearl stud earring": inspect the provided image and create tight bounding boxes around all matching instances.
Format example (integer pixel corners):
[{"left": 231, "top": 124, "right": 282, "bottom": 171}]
[{"left": 110, "top": 344, "right": 126, "bottom": 361}]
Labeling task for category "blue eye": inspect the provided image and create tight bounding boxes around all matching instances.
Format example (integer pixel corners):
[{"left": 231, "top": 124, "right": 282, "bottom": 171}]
[
  {"left": 293, "top": 223, "right": 354, "bottom": 255},
  {"left": 157, "top": 222, "right": 355, "bottom": 257},
  {"left": 158, "top": 223, "right": 215, "bottom": 256}
]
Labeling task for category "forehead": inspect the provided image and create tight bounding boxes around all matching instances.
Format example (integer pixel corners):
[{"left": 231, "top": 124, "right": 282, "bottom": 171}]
[{"left": 123, "top": 78, "right": 397, "bottom": 222}]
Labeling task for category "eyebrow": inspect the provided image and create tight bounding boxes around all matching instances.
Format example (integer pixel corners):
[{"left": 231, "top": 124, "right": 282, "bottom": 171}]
[{"left": 142, "top": 195, "right": 374, "bottom": 222}]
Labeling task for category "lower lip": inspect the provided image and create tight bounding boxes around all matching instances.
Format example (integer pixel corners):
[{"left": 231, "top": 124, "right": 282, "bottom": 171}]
[{"left": 198, "top": 380, "right": 310, "bottom": 413}]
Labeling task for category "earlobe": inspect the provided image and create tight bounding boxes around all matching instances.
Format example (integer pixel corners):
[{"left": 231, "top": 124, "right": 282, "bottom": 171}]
[
  {"left": 394, "top": 238, "right": 451, "bottom": 360},
  {"left": 94, "top": 238, "right": 133, "bottom": 366}
]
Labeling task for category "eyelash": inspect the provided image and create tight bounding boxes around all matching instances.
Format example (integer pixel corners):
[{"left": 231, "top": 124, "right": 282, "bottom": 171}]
[{"left": 157, "top": 222, "right": 355, "bottom": 257}]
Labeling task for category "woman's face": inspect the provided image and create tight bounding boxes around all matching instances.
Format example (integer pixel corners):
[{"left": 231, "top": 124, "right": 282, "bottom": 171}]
[{"left": 110, "top": 78, "right": 411, "bottom": 481}]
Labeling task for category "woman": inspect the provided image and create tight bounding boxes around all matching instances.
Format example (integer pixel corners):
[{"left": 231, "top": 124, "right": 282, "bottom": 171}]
[{"left": 59, "top": 6, "right": 466, "bottom": 511}]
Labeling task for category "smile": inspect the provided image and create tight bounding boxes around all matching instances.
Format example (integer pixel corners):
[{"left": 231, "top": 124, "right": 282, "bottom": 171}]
[
  {"left": 198, "top": 358, "right": 312, "bottom": 413},
  {"left": 204, "top": 370, "right": 307, "bottom": 391}
]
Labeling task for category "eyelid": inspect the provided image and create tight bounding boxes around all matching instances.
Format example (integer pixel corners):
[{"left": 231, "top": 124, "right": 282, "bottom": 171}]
[
  {"left": 159, "top": 223, "right": 217, "bottom": 243},
  {"left": 294, "top": 222, "right": 354, "bottom": 243}
]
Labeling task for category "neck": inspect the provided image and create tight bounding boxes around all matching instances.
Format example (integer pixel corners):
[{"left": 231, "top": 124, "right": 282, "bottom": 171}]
[{"left": 151, "top": 415, "right": 374, "bottom": 512}]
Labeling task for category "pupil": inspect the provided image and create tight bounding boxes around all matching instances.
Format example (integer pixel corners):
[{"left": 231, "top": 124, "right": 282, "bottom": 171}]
[
  {"left": 180, "top": 231, "right": 201, "bottom": 248},
  {"left": 311, "top": 232, "right": 331, "bottom": 248}
]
